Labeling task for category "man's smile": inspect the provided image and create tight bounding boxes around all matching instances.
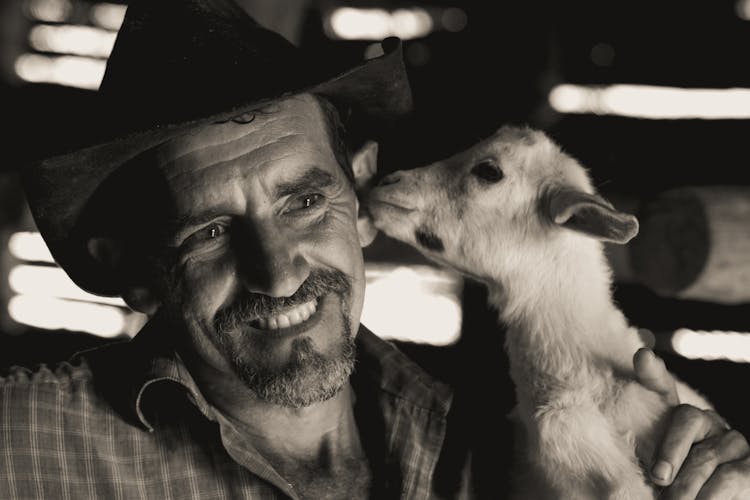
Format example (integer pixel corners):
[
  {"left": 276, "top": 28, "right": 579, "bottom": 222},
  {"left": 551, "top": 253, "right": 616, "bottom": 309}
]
[
  {"left": 250, "top": 298, "right": 319, "bottom": 330},
  {"left": 212, "top": 267, "right": 354, "bottom": 346},
  {"left": 235, "top": 294, "right": 340, "bottom": 340}
]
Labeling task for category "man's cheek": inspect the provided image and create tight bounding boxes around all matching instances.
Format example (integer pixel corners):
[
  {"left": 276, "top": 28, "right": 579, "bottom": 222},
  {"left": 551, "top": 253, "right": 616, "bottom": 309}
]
[
  {"left": 172, "top": 256, "right": 237, "bottom": 317},
  {"left": 322, "top": 205, "right": 364, "bottom": 248},
  {"left": 178, "top": 250, "right": 235, "bottom": 284}
]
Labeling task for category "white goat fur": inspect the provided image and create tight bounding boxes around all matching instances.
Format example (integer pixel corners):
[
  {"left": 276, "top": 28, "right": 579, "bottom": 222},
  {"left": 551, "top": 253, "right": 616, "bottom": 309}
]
[{"left": 368, "top": 126, "right": 711, "bottom": 499}]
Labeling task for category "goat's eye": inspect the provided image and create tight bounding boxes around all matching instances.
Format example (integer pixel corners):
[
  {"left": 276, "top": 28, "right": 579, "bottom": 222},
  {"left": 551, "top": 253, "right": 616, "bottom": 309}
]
[{"left": 471, "top": 161, "right": 504, "bottom": 183}]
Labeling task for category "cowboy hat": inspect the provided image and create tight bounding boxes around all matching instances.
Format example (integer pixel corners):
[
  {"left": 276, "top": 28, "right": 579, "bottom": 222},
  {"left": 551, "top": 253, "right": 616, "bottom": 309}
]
[{"left": 22, "top": 0, "right": 412, "bottom": 296}]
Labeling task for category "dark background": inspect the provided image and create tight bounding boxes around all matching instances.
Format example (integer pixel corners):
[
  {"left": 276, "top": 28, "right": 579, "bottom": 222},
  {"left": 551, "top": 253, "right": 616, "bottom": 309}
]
[{"left": 0, "top": 0, "right": 748, "bottom": 493}]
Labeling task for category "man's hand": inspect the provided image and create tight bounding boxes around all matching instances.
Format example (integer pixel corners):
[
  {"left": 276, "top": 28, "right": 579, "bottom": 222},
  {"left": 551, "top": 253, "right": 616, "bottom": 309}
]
[{"left": 634, "top": 347, "right": 750, "bottom": 499}]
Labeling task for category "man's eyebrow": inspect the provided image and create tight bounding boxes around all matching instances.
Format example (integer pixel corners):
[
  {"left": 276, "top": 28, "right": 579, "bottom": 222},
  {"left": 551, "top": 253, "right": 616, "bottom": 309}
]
[{"left": 275, "top": 167, "right": 336, "bottom": 198}]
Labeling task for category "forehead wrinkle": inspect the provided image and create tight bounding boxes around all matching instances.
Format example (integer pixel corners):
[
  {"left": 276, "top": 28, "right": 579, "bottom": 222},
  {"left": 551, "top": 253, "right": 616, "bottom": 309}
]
[
  {"left": 169, "top": 174, "right": 245, "bottom": 220},
  {"left": 159, "top": 116, "right": 275, "bottom": 164},
  {"left": 161, "top": 132, "right": 306, "bottom": 183},
  {"left": 245, "top": 151, "right": 296, "bottom": 178},
  {"left": 161, "top": 99, "right": 308, "bottom": 153},
  {"left": 158, "top": 95, "right": 329, "bottom": 177}
]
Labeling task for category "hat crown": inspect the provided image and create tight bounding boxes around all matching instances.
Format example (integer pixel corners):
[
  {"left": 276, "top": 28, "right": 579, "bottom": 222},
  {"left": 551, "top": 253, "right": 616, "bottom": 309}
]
[{"left": 100, "top": 0, "right": 309, "bottom": 131}]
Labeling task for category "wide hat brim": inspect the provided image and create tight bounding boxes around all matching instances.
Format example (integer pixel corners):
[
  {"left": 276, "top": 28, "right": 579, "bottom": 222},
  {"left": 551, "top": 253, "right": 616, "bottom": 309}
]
[{"left": 22, "top": 0, "right": 412, "bottom": 297}]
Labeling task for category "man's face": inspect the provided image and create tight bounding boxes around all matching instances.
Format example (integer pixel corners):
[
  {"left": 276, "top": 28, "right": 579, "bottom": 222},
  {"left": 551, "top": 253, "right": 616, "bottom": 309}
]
[{"left": 148, "top": 95, "right": 366, "bottom": 407}]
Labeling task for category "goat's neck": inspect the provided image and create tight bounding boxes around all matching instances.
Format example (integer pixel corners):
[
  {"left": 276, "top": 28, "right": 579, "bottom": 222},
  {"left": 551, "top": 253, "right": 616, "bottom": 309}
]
[{"left": 490, "top": 236, "right": 636, "bottom": 391}]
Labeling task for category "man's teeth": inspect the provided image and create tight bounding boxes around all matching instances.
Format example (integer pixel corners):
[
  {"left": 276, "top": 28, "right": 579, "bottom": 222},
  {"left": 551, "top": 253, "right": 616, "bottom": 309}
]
[{"left": 255, "top": 300, "right": 318, "bottom": 330}]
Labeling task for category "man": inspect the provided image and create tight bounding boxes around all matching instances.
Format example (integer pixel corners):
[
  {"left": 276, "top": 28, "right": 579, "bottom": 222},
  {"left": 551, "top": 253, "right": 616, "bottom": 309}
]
[{"left": 6, "top": 0, "right": 749, "bottom": 498}]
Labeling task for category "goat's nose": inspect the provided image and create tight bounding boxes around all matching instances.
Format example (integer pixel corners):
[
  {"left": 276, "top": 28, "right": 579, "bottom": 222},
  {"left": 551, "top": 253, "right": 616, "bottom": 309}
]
[{"left": 378, "top": 172, "right": 402, "bottom": 186}]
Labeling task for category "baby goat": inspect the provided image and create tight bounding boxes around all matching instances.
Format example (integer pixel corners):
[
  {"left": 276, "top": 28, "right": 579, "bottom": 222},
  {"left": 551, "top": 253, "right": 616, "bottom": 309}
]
[{"left": 367, "top": 126, "right": 709, "bottom": 499}]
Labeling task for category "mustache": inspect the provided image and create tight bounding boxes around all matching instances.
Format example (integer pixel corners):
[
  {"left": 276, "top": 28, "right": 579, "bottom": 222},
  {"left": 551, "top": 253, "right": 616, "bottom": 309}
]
[{"left": 213, "top": 269, "right": 351, "bottom": 333}]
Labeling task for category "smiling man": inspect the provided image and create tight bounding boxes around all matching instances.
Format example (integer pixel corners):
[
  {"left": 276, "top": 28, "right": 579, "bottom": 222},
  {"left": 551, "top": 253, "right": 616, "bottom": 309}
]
[
  {"left": 150, "top": 97, "right": 366, "bottom": 413},
  {"left": 6, "top": 0, "right": 750, "bottom": 498},
  {"left": 107, "top": 95, "right": 379, "bottom": 498}
]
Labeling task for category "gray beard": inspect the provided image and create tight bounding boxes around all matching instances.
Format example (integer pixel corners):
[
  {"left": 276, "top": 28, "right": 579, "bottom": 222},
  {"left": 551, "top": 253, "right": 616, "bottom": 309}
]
[
  {"left": 208, "top": 268, "right": 357, "bottom": 408},
  {"left": 213, "top": 297, "right": 356, "bottom": 408},
  {"left": 230, "top": 324, "right": 356, "bottom": 408}
]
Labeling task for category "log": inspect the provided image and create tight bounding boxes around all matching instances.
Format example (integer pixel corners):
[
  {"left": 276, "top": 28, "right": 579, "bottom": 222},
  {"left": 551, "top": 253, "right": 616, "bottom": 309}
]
[{"left": 608, "top": 187, "right": 750, "bottom": 305}]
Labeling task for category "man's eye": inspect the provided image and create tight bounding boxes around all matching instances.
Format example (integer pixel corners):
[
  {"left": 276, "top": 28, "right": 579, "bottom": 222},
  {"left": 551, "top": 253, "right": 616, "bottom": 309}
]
[
  {"left": 190, "top": 223, "right": 227, "bottom": 243},
  {"left": 206, "top": 225, "right": 224, "bottom": 238},
  {"left": 291, "top": 193, "right": 323, "bottom": 211}
]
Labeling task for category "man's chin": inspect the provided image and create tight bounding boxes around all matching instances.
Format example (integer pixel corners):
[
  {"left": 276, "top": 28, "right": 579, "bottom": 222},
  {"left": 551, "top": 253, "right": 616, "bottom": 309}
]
[{"left": 232, "top": 335, "right": 356, "bottom": 408}]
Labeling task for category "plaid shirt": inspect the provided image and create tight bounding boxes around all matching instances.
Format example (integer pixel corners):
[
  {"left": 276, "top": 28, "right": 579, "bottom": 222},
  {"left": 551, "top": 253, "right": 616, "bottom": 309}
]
[{"left": 0, "top": 319, "right": 474, "bottom": 499}]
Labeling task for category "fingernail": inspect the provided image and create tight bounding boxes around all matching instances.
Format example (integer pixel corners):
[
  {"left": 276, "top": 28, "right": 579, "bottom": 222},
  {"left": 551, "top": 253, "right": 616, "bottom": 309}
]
[{"left": 651, "top": 461, "right": 672, "bottom": 482}]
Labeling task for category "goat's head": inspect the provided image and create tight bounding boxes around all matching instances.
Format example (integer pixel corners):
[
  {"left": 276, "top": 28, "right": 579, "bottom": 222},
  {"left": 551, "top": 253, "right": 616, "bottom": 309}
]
[{"left": 367, "top": 125, "right": 638, "bottom": 281}]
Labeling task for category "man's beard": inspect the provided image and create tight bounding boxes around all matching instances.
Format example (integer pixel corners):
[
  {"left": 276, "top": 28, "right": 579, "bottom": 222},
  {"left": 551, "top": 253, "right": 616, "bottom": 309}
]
[{"left": 211, "top": 269, "right": 356, "bottom": 408}]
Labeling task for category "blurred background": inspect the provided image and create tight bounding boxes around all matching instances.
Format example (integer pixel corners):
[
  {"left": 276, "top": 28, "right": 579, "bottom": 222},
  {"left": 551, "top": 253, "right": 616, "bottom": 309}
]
[{"left": 0, "top": 0, "right": 749, "bottom": 488}]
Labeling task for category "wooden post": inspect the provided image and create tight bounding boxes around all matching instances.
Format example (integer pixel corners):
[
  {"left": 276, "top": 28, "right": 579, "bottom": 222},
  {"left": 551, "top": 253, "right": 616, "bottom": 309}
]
[{"left": 609, "top": 187, "right": 750, "bottom": 305}]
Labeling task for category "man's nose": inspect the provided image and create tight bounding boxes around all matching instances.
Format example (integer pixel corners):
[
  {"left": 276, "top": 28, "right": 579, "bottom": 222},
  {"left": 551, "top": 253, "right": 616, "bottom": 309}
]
[{"left": 234, "top": 224, "right": 310, "bottom": 298}]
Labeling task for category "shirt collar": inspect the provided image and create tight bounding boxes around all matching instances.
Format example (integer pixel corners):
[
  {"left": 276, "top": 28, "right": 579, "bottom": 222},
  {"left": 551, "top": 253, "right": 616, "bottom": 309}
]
[
  {"left": 86, "top": 315, "right": 453, "bottom": 431},
  {"left": 80, "top": 312, "right": 213, "bottom": 431},
  {"left": 353, "top": 326, "right": 453, "bottom": 418}
]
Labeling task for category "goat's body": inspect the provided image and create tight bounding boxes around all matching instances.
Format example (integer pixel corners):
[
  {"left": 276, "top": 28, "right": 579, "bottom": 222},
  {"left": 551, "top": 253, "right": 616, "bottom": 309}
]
[
  {"left": 368, "top": 126, "right": 711, "bottom": 499},
  {"left": 508, "top": 371, "right": 666, "bottom": 499},
  {"left": 490, "top": 232, "right": 667, "bottom": 499}
]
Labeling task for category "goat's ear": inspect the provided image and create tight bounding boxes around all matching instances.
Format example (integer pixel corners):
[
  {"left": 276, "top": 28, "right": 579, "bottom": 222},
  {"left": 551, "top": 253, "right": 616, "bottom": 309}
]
[{"left": 545, "top": 188, "right": 639, "bottom": 244}]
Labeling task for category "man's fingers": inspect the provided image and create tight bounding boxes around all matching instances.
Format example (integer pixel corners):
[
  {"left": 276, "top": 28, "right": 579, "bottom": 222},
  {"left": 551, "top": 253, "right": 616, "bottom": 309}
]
[
  {"left": 634, "top": 347, "right": 679, "bottom": 405},
  {"left": 695, "top": 456, "right": 750, "bottom": 500},
  {"left": 652, "top": 405, "right": 729, "bottom": 487},
  {"left": 664, "top": 430, "right": 750, "bottom": 500}
]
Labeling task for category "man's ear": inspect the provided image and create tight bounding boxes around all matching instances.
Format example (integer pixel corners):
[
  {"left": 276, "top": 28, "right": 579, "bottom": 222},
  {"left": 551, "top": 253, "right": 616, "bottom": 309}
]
[
  {"left": 545, "top": 188, "right": 639, "bottom": 244},
  {"left": 352, "top": 141, "right": 379, "bottom": 247},
  {"left": 87, "top": 237, "right": 161, "bottom": 316},
  {"left": 352, "top": 140, "right": 378, "bottom": 189},
  {"left": 356, "top": 198, "right": 378, "bottom": 247}
]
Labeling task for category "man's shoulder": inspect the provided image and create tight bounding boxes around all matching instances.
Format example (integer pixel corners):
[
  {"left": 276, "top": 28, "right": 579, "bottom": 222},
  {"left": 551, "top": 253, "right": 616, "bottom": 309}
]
[
  {"left": 0, "top": 358, "right": 98, "bottom": 434},
  {"left": 0, "top": 357, "right": 92, "bottom": 389},
  {"left": 0, "top": 339, "right": 133, "bottom": 406},
  {"left": 355, "top": 328, "right": 454, "bottom": 416}
]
